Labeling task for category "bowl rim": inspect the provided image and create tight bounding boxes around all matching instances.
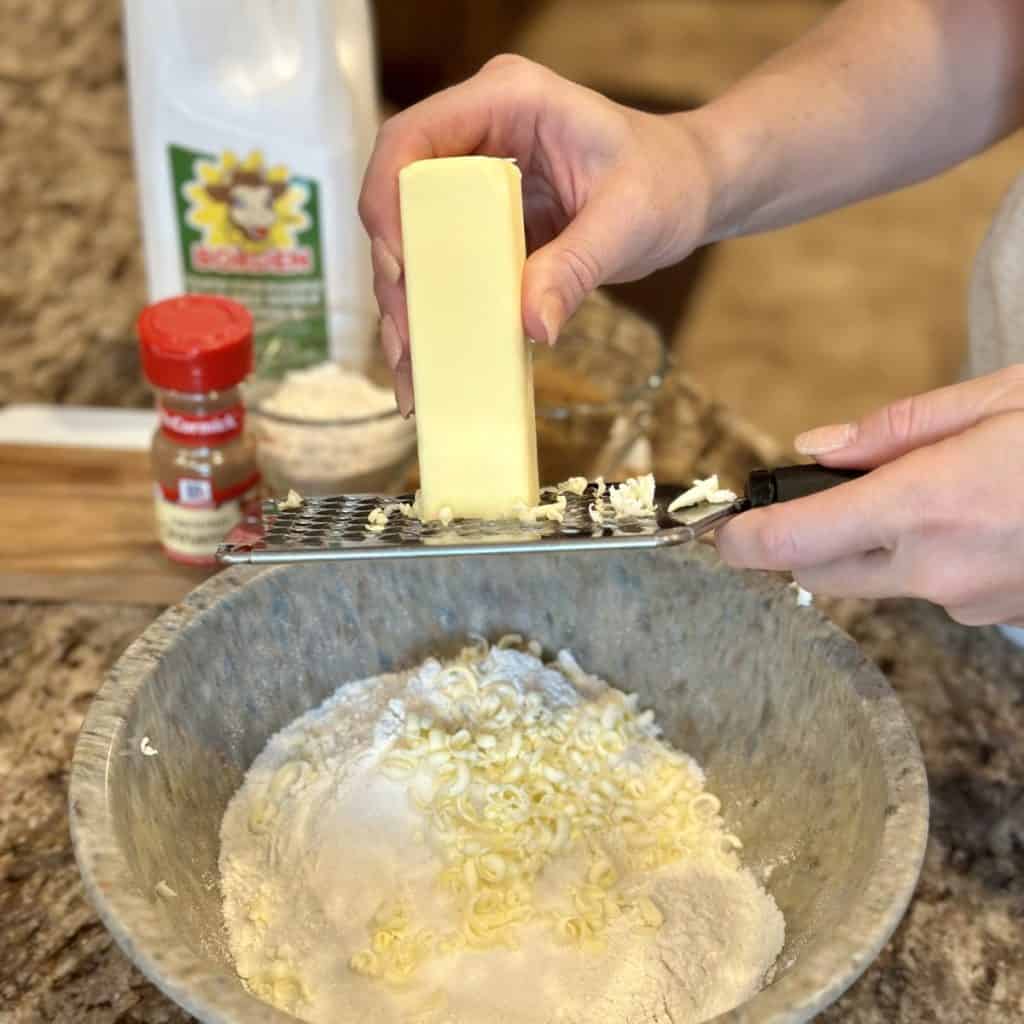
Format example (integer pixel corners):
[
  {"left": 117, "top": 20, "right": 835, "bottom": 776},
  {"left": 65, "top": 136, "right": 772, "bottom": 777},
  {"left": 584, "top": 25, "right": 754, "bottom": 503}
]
[
  {"left": 69, "top": 553, "right": 928, "bottom": 1024},
  {"left": 250, "top": 401, "right": 406, "bottom": 429}
]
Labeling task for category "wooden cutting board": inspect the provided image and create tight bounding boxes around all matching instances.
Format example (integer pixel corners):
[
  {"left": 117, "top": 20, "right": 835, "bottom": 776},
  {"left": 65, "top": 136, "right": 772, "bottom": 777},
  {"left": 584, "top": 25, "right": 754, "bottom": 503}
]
[{"left": 0, "top": 444, "right": 216, "bottom": 605}]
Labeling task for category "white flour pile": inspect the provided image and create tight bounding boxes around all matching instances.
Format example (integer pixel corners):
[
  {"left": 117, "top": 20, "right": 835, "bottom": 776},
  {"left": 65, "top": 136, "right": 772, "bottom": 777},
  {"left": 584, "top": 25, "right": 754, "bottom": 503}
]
[
  {"left": 259, "top": 361, "right": 395, "bottom": 422},
  {"left": 219, "top": 639, "right": 784, "bottom": 1024}
]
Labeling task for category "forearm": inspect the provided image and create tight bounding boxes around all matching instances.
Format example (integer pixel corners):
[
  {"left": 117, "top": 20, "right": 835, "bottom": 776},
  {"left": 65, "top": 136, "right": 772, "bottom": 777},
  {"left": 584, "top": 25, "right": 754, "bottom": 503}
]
[{"left": 689, "top": 0, "right": 1024, "bottom": 241}]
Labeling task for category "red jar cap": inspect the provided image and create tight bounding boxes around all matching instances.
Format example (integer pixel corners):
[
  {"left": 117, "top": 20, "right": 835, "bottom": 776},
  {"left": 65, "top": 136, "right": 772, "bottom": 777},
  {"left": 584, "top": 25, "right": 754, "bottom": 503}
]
[{"left": 138, "top": 295, "right": 253, "bottom": 392}]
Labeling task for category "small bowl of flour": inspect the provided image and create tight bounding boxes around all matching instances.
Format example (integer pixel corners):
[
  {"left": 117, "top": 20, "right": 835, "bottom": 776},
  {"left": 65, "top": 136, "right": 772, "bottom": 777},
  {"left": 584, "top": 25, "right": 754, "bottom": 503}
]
[{"left": 248, "top": 361, "right": 416, "bottom": 497}]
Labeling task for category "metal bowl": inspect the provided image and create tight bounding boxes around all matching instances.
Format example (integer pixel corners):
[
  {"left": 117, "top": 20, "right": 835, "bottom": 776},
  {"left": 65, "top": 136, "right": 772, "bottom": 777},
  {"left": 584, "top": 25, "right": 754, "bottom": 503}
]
[{"left": 70, "top": 547, "right": 928, "bottom": 1023}]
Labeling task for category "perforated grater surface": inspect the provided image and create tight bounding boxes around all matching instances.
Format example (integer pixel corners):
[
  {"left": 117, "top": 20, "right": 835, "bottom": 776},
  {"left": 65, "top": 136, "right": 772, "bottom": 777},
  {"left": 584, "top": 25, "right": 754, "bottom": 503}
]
[{"left": 216, "top": 466, "right": 865, "bottom": 565}]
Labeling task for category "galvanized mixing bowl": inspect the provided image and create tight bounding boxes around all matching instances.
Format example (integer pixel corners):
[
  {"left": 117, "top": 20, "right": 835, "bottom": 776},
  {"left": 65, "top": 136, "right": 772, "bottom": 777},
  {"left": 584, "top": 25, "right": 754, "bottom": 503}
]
[{"left": 70, "top": 547, "right": 928, "bottom": 1023}]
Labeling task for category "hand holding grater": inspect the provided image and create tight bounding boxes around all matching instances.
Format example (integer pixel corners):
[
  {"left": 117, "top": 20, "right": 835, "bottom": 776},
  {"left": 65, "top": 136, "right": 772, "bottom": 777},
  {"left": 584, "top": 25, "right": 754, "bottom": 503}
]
[{"left": 217, "top": 464, "right": 864, "bottom": 565}]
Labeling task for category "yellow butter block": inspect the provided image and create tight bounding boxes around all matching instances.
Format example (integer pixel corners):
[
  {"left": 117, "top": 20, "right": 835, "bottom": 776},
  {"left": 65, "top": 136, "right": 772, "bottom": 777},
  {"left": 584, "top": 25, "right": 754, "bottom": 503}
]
[{"left": 399, "top": 156, "right": 539, "bottom": 520}]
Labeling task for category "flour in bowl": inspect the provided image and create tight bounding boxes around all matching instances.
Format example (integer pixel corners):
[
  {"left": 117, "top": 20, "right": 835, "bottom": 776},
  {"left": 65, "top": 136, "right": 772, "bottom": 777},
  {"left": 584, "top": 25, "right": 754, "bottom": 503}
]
[{"left": 219, "top": 638, "right": 784, "bottom": 1024}]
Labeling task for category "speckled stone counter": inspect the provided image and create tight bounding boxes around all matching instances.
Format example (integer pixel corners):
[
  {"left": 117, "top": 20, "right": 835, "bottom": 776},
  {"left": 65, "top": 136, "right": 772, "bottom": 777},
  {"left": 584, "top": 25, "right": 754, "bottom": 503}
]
[{"left": 2, "top": 592, "right": 1022, "bottom": 1023}]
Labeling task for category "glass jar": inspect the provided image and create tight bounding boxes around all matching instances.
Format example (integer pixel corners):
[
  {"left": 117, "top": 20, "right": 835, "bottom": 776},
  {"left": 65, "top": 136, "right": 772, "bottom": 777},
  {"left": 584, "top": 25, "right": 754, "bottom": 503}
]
[
  {"left": 139, "top": 295, "right": 261, "bottom": 565},
  {"left": 531, "top": 292, "right": 667, "bottom": 483}
]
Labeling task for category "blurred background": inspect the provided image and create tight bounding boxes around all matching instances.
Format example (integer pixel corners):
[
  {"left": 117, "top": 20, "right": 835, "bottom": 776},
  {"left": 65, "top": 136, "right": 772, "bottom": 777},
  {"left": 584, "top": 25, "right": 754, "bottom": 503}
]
[{"left": 4, "top": 0, "right": 1024, "bottom": 447}]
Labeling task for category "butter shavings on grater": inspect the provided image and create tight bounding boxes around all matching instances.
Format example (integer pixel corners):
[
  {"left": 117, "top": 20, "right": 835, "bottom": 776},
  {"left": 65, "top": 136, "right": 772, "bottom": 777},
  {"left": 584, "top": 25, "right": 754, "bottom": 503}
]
[{"left": 217, "top": 483, "right": 743, "bottom": 565}]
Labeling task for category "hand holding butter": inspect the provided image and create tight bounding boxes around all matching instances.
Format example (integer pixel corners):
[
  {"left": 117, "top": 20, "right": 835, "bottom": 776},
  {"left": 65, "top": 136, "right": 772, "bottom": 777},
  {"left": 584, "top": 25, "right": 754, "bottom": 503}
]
[{"left": 359, "top": 56, "right": 713, "bottom": 414}]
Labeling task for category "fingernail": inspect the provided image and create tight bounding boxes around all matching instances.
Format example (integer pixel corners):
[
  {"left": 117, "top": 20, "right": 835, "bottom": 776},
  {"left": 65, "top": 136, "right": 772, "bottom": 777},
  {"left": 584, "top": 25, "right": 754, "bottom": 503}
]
[
  {"left": 539, "top": 293, "right": 562, "bottom": 346},
  {"left": 372, "top": 237, "right": 402, "bottom": 285},
  {"left": 794, "top": 422, "right": 856, "bottom": 455},
  {"left": 380, "top": 314, "right": 404, "bottom": 371},
  {"left": 394, "top": 361, "right": 415, "bottom": 418}
]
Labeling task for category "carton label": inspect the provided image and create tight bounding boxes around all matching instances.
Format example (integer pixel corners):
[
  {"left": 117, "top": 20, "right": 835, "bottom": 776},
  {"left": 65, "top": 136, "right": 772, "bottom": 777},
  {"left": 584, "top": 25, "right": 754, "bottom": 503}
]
[{"left": 170, "top": 145, "right": 328, "bottom": 375}]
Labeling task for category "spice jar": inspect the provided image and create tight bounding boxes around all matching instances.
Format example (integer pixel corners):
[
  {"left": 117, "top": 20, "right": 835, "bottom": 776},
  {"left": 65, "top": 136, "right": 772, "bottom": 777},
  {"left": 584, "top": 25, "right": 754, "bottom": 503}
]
[{"left": 139, "top": 295, "right": 260, "bottom": 565}]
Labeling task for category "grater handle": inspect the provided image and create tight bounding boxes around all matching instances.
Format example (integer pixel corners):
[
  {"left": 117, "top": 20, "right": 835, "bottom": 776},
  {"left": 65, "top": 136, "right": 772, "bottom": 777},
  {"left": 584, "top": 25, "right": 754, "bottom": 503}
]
[{"left": 747, "top": 465, "right": 865, "bottom": 508}]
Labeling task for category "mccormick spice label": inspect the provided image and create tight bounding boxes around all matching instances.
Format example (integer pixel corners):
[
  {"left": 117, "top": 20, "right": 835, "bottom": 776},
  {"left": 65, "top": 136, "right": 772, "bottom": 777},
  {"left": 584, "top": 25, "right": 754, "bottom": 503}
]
[
  {"left": 154, "top": 474, "right": 261, "bottom": 566},
  {"left": 169, "top": 146, "right": 328, "bottom": 374},
  {"left": 152, "top": 399, "right": 260, "bottom": 566},
  {"left": 157, "top": 403, "right": 245, "bottom": 444}
]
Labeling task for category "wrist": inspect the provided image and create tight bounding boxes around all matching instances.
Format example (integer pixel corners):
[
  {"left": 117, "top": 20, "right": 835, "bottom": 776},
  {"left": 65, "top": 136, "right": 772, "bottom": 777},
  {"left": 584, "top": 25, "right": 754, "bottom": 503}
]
[{"left": 671, "top": 98, "right": 776, "bottom": 244}]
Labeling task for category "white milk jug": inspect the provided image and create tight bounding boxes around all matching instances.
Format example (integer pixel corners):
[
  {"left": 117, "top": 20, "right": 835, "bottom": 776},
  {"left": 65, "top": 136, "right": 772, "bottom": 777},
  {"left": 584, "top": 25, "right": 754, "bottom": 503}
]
[{"left": 122, "top": 0, "right": 379, "bottom": 373}]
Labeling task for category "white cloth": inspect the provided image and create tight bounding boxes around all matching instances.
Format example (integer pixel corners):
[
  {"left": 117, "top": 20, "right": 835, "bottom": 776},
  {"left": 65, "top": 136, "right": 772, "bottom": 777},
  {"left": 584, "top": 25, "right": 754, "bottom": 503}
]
[
  {"left": 967, "top": 175, "right": 1024, "bottom": 643},
  {"left": 968, "top": 173, "right": 1024, "bottom": 379}
]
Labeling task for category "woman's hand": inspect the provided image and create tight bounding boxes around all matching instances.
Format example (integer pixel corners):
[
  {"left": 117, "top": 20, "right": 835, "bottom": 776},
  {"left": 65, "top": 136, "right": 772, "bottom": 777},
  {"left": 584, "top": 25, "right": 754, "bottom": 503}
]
[
  {"left": 716, "top": 366, "right": 1024, "bottom": 627},
  {"left": 359, "top": 55, "right": 716, "bottom": 414}
]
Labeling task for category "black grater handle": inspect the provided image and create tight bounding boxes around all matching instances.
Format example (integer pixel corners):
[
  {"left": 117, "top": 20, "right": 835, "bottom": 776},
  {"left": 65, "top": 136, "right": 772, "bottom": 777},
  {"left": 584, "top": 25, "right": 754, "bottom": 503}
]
[{"left": 746, "top": 465, "right": 865, "bottom": 508}]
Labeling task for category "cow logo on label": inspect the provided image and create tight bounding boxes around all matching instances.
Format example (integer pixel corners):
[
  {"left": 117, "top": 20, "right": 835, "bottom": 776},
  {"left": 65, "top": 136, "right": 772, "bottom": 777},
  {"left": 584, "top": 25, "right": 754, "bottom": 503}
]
[{"left": 182, "top": 150, "right": 313, "bottom": 275}]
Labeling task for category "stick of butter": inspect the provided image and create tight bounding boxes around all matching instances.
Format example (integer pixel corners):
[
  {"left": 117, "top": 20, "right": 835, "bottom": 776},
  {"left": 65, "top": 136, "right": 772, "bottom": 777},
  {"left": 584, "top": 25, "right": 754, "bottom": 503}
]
[{"left": 399, "top": 156, "right": 540, "bottom": 521}]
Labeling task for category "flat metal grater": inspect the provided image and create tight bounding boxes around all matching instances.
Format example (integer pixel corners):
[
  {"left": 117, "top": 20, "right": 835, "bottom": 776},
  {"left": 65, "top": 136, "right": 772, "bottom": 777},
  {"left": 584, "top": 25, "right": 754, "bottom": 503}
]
[{"left": 216, "top": 465, "right": 864, "bottom": 566}]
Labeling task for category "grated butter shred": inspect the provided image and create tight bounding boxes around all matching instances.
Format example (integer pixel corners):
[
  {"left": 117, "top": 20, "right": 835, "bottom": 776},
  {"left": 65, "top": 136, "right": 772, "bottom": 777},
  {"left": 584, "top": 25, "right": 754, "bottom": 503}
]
[
  {"left": 668, "top": 475, "right": 737, "bottom": 512},
  {"left": 367, "top": 507, "right": 390, "bottom": 532}
]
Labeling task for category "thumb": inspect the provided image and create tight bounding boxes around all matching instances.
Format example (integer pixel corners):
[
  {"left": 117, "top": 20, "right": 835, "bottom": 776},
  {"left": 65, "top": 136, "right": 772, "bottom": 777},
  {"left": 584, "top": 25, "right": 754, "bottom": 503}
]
[
  {"left": 795, "top": 366, "right": 1024, "bottom": 468},
  {"left": 521, "top": 187, "right": 632, "bottom": 344}
]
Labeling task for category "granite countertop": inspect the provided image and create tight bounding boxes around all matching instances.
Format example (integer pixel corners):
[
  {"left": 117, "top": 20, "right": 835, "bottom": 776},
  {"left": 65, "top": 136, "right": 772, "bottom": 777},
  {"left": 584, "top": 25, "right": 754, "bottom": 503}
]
[{"left": 1, "top": 589, "right": 1022, "bottom": 1023}]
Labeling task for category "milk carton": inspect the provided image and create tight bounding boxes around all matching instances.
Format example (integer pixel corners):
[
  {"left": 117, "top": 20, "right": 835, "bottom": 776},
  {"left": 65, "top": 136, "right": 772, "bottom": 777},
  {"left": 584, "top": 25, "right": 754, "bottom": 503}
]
[{"left": 122, "top": 0, "right": 379, "bottom": 373}]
